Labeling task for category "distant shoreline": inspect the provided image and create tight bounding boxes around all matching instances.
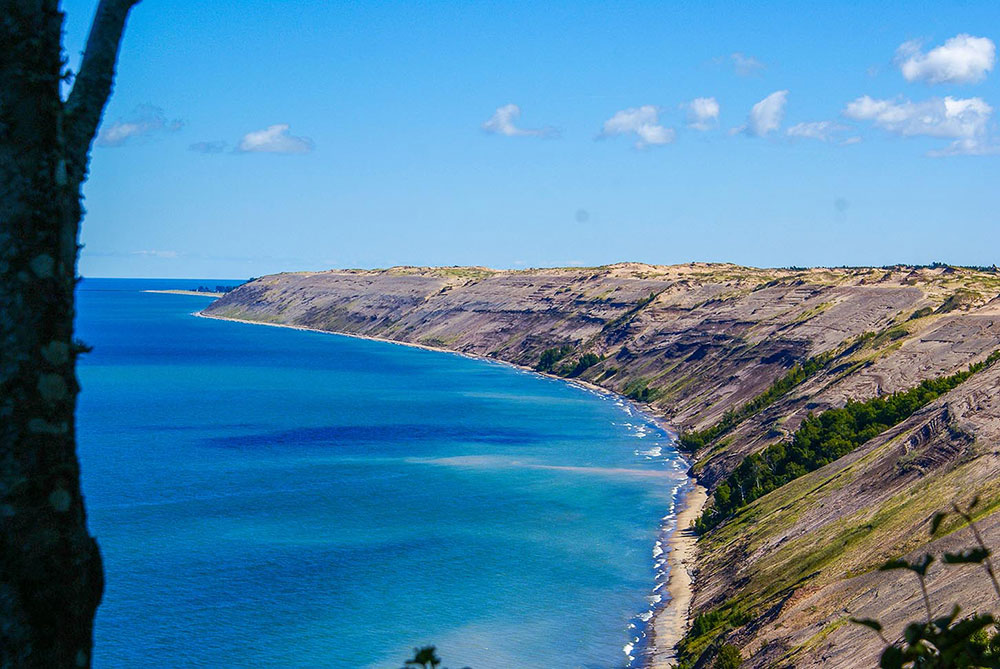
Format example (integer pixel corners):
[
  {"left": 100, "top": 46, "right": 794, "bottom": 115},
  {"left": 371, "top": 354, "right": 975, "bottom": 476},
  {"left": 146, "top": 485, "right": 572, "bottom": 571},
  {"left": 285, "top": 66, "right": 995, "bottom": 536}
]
[
  {"left": 194, "top": 309, "right": 700, "bottom": 665},
  {"left": 143, "top": 289, "right": 225, "bottom": 298}
]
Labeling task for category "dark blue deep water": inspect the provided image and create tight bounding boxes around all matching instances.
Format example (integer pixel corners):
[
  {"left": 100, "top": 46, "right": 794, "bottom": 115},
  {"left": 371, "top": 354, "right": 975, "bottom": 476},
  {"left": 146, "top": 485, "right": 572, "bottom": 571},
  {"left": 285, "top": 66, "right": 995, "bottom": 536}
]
[{"left": 75, "top": 278, "right": 688, "bottom": 668}]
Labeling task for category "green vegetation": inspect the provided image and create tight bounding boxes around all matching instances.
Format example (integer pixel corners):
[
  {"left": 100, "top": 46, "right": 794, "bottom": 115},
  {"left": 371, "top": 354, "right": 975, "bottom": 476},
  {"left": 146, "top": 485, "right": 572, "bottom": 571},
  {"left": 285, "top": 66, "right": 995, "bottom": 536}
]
[
  {"left": 696, "top": 351, "right": 1000, "bottom": 533},
  {"left": 535, "top": 346, "right": 604, "bottom": 377},
  {"left": 855, "top": 498, "right": 1000, "bottom": 668},
  {"left": 600, "top": 291, "right": 659, "bottom": 333},
  {"left": 680, "top": 495, "right": 1000, "bottom": 669},
  {"left": 565, "top": 352, "right": 602, "bottom": 377},
  {"left": 676, "top": 604, "right": 751, "bottom": 668},
  {"left": 595, "top": 366, "right": 619, "bottom": 381},
  {"left": 870, "top": 326, "right": 910, "bottom": 348},
  {"left": 908, "top": 306, "right": 934, "bottom": 320},
  {"left": 678, "top": 324, "right": 968, "bottom": 454},
  {"left": 535, "top": 345, "right": 574, "bottom": 372},
  {"left": 936, "top": 289, "right": 979, "bottom": 314},
  {"left": 439, "top": 267, "right": 494, "bottom": 279},
  {"left": 715, "top": 644, "right": 743, "bottom": 669},
  {"left": 686, "top": 455, "right": 1000, "bottom": 668},
  {"left": 402, "top": 646, "right": 469, "bottom": 669},
  {"left": 678, "top": 348, "right": 840, "bottom": 451},
  {"left": 623, "top": 377, "right": 662, "bottom": 402}
]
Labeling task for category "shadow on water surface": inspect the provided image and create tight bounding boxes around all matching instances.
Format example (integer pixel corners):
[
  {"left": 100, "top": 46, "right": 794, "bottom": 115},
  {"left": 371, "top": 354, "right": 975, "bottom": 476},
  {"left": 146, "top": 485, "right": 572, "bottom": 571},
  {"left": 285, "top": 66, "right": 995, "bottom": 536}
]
[{"left": 203, "top": 424, "right": 548, "bottom": 449}]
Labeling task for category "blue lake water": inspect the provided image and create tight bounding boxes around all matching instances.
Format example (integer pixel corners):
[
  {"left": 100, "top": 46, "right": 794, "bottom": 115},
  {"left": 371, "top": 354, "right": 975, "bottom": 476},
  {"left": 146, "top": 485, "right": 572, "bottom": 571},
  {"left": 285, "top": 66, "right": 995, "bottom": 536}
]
[{"left": 75, "top": 278, "right": 689, "bottom": 668}]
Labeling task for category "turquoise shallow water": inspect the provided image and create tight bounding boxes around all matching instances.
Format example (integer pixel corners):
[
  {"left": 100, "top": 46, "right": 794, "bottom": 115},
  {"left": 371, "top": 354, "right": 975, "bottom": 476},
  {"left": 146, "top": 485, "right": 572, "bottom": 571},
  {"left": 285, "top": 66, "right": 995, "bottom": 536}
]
[{"left": 75, "top": 278, "right": 688, "bottom": 668}]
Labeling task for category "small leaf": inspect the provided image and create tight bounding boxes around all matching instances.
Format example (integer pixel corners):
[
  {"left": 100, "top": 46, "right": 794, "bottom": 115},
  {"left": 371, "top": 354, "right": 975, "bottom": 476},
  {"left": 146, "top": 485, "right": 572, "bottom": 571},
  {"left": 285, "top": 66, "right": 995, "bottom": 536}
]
[
  {"left": 943, "top": 548, "right": 990, "bottom": 564},
  {"left": 903, "top": 621, "right": 927, "bottom": 645},
  {"left": 850, "top": 617, "right": 883, "bottom": 633},
  {"left": 404, "top": 646, "right": 442, "bottom": 669},
  {"left": 880, "top": 645, "right": 904, "bottom": 669},
  {"left": 932, "top": 605, "right": 960, "bottom": 631},
  {"left": 881, "top": 555, "right": 934, "bottom": 575},
  {"left": 942, "top": 613, "right": 995, "bottom": 645},
  {"left": 930, "top": 511, "right": 948, "bottom": 535},
  {"left": 912, "top": 554, "right": 934, "bottom": 576}
]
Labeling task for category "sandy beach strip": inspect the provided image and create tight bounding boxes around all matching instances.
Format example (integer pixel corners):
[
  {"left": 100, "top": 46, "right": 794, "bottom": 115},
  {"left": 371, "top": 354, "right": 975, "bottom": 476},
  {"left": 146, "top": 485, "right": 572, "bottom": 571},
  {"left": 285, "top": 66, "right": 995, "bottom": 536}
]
[
  {"left": 143, "top": 289, "right": 225, "bottom": 297},
  {"left": 646, "top": 483, "right": 708, "bottom": 668}
]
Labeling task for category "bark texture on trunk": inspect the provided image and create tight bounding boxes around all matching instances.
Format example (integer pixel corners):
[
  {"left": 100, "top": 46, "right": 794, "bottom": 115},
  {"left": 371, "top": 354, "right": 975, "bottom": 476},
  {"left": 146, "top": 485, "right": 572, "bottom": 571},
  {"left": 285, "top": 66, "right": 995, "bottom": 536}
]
[{"left": 1, "top": 1, "right": 138, "bottom": 666}]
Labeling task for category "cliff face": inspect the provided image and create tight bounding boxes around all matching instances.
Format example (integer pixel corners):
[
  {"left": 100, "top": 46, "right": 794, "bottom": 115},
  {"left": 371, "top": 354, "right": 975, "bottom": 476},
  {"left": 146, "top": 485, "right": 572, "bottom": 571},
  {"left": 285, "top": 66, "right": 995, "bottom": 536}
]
[{"left": 203, "top": 263, "right": 1000, "bottom": 667}]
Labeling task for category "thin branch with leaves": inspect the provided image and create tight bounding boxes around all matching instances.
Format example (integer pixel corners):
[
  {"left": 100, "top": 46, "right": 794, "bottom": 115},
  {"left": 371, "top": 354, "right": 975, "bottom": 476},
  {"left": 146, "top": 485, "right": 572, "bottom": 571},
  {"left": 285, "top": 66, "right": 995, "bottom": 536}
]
[{"left": 853, "top": 496, "right": 1000, "bottom": 669}]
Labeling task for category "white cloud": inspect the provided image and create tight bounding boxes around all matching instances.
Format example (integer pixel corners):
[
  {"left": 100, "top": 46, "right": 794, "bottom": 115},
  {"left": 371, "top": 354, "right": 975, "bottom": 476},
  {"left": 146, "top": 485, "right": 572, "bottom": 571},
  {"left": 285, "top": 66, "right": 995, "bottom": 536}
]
[
  {"left": 844, "top": 95, "right": 991, "bottom": 137},
  {"left": 600, "top": 105, "right": 675, "bottom": 148},
  {"left": 481, "top": 104, "right": 556, "bottom": 137},
  {"left": 99, "top": 123, "right": 151, "bottom": 147},
  {"left": 844, "top": 94, "right": 996, "bottom": 155},
  {"left": 237, "top": 124, "right": 314, "bottom": 154},
  {"left": 927, "top": 138, "right": 1000, "bottom": 157},
  {"left": 97, "top": 105, "right": 183, "bottom": 147},
  {"left": 686, "top": 97, "right": 720, "bottom": 130},
  {"left": 739, "top": 90, "right": 788, "bottom": 137},
  {"left": 896, "top": 34, "right": 995, "bottom": 84},
  {"left": 730, "top": 52, "right": 765, "bottom": 76},
  {"left": 786, "top": 121, "right": 846, "bottom": 142}
]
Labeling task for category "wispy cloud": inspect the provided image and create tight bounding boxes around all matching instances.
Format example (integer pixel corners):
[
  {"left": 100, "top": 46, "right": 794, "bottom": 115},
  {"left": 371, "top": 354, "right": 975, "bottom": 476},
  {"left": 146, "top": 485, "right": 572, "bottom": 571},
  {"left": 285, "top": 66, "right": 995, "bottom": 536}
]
[
  {"left": 896, "top": 34, "right": 995, "bottom": 85},
  {"left": 737, "top": 90, "right": 788, "bottom": 137},
  {"left": 786, "top": 121, "right": 846, "bottom": 142},
  {"left": 686, "top": 97, "right": 720, "bottom": 130},
  {"left": 481, "top": 104, "right": 557, "bottom": 137},
  {"left": 600, "top": 105, "right": 675, "bottom": 148},
  {"left": 730, "top": 52, "right": 765, "bottom": 76},
  {"left": 97, "top": 105, "right": 183, "bottom": 147},
  {"left": 131, "top": 249, "right": 179, "bottom": 259},
  {"left": 844, "top": 94, "right": 996, "bottom": 156},
  {"left": 237, "top": 124, "right": 314, "bottom": 154},
  {"left": 927, "top": 138, "right": 1000, "bottom": 157}
]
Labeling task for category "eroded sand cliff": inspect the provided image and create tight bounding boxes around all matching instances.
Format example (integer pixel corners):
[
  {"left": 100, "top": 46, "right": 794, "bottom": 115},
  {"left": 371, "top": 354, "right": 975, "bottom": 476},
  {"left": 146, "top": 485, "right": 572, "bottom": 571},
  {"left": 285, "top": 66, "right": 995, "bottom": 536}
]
[{"left": 204, "top": 263, "right": 1000, "bottom": 667}]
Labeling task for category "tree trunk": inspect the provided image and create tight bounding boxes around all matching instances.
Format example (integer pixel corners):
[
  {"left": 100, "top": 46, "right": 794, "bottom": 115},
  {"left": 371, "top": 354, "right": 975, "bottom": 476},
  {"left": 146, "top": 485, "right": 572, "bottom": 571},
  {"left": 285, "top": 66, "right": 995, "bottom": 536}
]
[{"left": 1, "top": 1, "right": 138, "bottom": 666}]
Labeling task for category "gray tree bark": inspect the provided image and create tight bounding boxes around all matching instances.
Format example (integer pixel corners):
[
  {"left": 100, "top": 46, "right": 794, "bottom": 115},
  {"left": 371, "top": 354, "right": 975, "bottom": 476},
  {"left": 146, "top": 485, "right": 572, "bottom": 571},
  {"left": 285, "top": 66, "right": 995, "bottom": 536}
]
[{"left": 1, "top": 1, "right": 139, "bottom": 666}]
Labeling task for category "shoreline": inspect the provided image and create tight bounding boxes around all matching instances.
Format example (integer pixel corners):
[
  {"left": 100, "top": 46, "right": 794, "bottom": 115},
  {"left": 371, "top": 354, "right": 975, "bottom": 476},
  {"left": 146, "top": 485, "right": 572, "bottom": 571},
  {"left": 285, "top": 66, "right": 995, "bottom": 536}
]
[
  {"left": 644, "top": 483, "right": 708, "bottom": 668},
  {"left": 196, "top": 311, "right": 624, "bottom": 397},
  {"left": 194, "top": 309, "right": 702, "bottom": 663},
  {"left": 143, "top": 289, "right": 225, "bottom": 297}
]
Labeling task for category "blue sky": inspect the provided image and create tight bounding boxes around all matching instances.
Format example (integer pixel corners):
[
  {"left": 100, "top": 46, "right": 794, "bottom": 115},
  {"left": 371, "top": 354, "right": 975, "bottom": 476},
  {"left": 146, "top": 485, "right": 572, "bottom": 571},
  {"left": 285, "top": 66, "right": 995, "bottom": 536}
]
[{"left": 63, "top": 0, "right": 1000, "bottom": 278}]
